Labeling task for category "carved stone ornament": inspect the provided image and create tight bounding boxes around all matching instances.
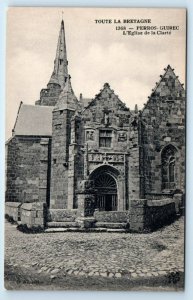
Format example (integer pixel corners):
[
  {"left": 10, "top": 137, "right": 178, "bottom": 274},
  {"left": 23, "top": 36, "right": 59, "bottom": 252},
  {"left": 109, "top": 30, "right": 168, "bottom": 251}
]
[
  {"left": 118, "top": 132, "right": 127, "bottom": 142},
  {"left": 86, "top": 130, "right": 94, "bottom": 141}
]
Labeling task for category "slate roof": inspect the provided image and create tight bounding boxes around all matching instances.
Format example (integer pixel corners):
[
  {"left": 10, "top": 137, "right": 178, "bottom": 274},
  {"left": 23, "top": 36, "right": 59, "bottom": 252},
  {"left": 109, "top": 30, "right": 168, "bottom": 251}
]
[
  {"left": 13, "top": 103, "right": 53, "bottom": 136},
  {"left": 82, "top": 98, "right": 92, "bottom": 108}
]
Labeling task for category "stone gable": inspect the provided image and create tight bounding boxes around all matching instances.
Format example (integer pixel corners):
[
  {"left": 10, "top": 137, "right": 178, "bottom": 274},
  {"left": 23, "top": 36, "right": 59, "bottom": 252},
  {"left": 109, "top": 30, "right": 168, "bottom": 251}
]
[{"left": 141, "top": 65, "right": 185, "bottom": 195}]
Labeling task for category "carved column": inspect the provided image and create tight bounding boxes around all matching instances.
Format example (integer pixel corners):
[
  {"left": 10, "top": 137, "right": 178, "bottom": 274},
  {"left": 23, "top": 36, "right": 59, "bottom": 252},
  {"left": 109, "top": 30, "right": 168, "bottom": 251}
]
[{"left": 76, "top": 180, "right": 96, "bottom": 228}]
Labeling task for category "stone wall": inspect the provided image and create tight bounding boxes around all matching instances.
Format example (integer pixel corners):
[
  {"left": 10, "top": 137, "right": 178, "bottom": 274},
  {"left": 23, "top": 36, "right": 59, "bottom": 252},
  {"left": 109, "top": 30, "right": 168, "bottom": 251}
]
[
  {"left": 129, "top": 199, "right": 147, "bottom": 232},
  {"left": 141, "top": 66, "right": 185, "bottom": 194},
  {"left": 6, "top": 136, "right": 51, "bottom": 204},
  {"left": 20, "top": 202, "right": 46, "bottom": 228},
  {"left": 5, "top": 202, "right": 21, "bottom": 222},
  {"left": 129, "top": 198, "right": 177, "bottom": 232},
  {"left": 146, "top": 199, "right": 176, "bottom": 230},
  {"left": 48, "top": 209, "right": 78, "bottom": 222},
  {"left": 94, "top": 211, "right": 128, "bottom": 223},
  {"left": 36, "top": 83, "right": 61, "bottom": 106}
]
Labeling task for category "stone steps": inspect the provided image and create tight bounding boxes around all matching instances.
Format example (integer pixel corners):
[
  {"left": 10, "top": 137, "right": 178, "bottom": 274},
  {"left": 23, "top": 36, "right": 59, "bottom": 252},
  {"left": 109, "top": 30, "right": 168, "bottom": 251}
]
[
  {"left": 47, "top": 221, "right": 79, "bottom": 228},
  {"left": 95, "top": 222, "right": 128, "bottom": 229},
  {"left": 45, "top": 227, "right": 127, "bottom": 233}
]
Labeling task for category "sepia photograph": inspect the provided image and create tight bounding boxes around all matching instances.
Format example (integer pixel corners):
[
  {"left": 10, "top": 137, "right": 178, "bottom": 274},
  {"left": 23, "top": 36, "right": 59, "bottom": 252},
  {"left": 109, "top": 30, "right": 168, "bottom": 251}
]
[{"left": 5, "top": 7, "right": 186, "bottom": 291}]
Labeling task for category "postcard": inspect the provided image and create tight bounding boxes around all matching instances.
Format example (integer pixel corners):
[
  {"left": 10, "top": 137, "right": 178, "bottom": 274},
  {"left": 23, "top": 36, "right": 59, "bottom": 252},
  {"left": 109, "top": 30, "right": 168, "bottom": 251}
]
[{"left": 5, "top": 7, "right": 186, "bottom": 291}]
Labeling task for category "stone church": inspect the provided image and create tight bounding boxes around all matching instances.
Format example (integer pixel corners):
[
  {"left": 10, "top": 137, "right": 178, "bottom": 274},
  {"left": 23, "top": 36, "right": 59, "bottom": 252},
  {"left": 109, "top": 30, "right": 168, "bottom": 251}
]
[{"left": 5, "top": 20, "right": 185, "bottom": 231}]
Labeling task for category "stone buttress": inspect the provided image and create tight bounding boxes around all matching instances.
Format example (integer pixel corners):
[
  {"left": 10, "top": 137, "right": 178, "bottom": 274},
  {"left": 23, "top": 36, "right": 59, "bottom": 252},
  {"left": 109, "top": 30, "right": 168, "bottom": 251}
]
[{"left": 50, "top": 75, "right": 80, "bottom": 209}]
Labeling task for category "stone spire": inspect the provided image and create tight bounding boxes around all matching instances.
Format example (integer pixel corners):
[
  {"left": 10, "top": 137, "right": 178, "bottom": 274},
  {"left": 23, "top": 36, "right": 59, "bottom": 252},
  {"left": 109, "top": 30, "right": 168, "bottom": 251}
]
[
  {"left": 48, "top": 20, "right": 68, "bottom": 89},
  {"left": 54, "top": 75, "right": 78, "bottom": 111}
]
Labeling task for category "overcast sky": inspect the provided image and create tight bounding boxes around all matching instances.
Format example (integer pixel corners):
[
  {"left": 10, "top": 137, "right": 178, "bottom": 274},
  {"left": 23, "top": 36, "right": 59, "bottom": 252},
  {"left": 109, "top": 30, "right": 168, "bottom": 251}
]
[{"left": 6, "top": 7, "right": 186, "bottom": 139}]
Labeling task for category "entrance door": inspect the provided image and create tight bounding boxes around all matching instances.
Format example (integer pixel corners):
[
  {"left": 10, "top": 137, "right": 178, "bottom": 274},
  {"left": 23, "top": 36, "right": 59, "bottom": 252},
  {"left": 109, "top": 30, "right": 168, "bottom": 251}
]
[{"left": 94, "top": 173, "right": 117, "bottom": 211}]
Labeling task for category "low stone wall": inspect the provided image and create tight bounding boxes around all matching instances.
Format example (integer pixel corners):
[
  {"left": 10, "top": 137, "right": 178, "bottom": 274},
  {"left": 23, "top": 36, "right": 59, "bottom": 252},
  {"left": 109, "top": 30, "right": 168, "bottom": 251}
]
[
  {"left": 145, "top": 193, "right": 173, "bottom": 200},
  {"left": 5, "top": 202, "right": 21, "bottom": 222},
  {"left": 129, "top": 199, "right": 147, "bottom": 232},
  {"left": 20, "top": 202, "right": 46, "bottom": 228},
  {"left": 146, "top": 199, "right": 176, "bottom": 230},
  {"left": 129, "top": 198, "right": 176, "bottom": 232},
  {"left": 94, "top": 211, "right": 128, "bottom": 223},
  {"left": 48, "top": 209, "right": 78, "bottom": 222}
]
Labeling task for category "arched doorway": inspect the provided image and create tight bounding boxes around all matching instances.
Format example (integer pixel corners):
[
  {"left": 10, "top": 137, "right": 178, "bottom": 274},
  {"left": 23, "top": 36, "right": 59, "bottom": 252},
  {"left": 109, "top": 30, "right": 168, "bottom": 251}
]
[{"left": 90, "top": 166, "right": 119, "bottom": 211}]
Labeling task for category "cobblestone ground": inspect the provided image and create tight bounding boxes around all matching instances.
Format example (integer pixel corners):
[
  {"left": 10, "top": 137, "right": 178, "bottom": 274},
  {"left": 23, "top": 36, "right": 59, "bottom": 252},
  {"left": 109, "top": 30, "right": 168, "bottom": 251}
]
[{"left": 4, "top": 217, "right": 184, "bottom": 290}]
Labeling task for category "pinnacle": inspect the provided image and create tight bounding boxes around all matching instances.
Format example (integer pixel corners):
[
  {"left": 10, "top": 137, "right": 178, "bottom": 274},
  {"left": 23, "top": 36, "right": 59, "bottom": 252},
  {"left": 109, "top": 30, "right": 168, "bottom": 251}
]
[
  {"left": 61, "top": 75, "right": 73, "bottom": 94},
  {"left": 54, "top": 75, "right": 78, "bottom": 111},
  {"left": 103, "top": 83, "right": 110, "bottom": 88},
  {"left": 134, "top": 104, "right": 138, "bottom": 114}
]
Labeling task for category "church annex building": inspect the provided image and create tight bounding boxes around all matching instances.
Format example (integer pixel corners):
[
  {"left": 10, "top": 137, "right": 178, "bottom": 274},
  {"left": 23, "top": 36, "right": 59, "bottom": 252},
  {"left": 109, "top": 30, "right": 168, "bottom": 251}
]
[{"left": 5, "top": 20, "right": 185, "bottom": 232}]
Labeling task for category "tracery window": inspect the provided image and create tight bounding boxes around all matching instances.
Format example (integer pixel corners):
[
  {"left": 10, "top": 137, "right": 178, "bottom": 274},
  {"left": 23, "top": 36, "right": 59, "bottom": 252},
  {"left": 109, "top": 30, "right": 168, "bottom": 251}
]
[{"left": 161, "top": 145, "right": 177, "bottom": 190}]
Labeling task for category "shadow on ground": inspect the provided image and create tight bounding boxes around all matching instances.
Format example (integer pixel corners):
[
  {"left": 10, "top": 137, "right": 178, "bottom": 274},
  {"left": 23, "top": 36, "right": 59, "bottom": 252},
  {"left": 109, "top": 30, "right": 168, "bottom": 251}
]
[{"left": 4, "top": 264, "right": 184, "bottom": 291}]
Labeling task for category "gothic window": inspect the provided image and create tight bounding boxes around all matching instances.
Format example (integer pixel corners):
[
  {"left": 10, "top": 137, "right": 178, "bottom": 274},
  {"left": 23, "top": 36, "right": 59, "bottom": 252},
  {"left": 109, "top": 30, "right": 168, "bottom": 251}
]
[
  {"left": 161, "top": 145, "right": 177, "bottom": 190},
  {"left": 99, "top": 130, "right": 112, "bottom": 148}
]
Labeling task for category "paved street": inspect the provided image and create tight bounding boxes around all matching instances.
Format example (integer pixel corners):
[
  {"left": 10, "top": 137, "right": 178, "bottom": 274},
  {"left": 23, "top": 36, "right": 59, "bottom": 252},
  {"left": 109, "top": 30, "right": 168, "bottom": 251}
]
[{"left": 4, "top": 217, "right": 184, "bottom": 290}]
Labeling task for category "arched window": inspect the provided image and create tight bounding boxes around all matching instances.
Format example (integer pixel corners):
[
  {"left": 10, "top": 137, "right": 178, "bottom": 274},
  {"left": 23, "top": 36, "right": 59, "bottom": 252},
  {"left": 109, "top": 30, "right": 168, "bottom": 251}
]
[{"left": 161, "top": 145, "right": 177, "bottom": 190}]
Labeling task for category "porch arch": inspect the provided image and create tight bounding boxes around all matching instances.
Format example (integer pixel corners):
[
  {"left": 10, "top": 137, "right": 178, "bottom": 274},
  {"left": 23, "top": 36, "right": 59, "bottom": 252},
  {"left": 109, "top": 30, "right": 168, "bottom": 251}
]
[{"left": 89, "top": 165, "right": 125, "bottom": 211}]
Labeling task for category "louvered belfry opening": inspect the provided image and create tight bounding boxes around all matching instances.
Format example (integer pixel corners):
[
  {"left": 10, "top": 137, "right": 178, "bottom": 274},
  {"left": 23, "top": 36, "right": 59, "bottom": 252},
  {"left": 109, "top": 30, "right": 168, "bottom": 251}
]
[{"left": 94, "top": 173, "right": 117, "bottom": 211}]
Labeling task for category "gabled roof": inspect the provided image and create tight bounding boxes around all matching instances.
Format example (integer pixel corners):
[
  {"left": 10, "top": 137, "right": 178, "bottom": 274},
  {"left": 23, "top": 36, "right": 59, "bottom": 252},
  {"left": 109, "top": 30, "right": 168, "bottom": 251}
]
[
  {"left": 84, "top": 83, "right": 130, "bottom": 112},
  {"left": 81, "top": 98, "right": 92, "bottom": 108},
  {"left": 13, "top": 103, "right": 53, "bottom": 136},
  {"left": 142, "top": 65, "right": 185, "bottom": 114},
  {"left": 150, "top": 65, "right": 185, "bottom": 97}
]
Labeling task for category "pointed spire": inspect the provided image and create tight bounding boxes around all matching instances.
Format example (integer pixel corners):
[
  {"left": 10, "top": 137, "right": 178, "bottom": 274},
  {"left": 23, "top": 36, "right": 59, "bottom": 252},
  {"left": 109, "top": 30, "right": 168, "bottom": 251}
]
[
  {"left": 48, "top": 20, "right": 68, "bottom": 89},
  {"left": 54, "top": 75, "right": 78, "bottom": 111}
]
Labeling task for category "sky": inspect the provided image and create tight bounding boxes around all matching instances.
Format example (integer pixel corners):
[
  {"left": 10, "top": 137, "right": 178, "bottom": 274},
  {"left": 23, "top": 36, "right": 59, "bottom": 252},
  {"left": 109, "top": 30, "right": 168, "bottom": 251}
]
[{"left": 6, "top": 7, "right": 186, "bottom": 139}]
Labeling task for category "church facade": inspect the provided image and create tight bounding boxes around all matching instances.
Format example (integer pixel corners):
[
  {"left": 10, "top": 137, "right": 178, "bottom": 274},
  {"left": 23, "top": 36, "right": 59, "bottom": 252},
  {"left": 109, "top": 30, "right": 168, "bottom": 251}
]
[{"left": 5, "top": 20, "right": 185, "bottom": 231}]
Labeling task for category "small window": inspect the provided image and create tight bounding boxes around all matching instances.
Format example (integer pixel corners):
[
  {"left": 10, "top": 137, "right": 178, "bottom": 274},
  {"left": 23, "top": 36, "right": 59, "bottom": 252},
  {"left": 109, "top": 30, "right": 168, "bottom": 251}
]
[
  {"left": 161, "top": 145, "right": 177, "bottom": 190},
  {"left": 169, "top": 156, "right": 175, "bottom": 183},
  {"left": 99, "top": 130, "right": 112, "bottom": 148}
]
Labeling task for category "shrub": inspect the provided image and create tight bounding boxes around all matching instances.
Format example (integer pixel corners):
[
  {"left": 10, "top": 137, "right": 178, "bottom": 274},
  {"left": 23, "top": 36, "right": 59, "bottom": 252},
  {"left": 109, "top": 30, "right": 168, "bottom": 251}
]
[
  {"left": 5, "top": 214, "right": 17, "bottom": 224},
  {"left": 17, "top": 224, "right": 44, "bottom": 234}
]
